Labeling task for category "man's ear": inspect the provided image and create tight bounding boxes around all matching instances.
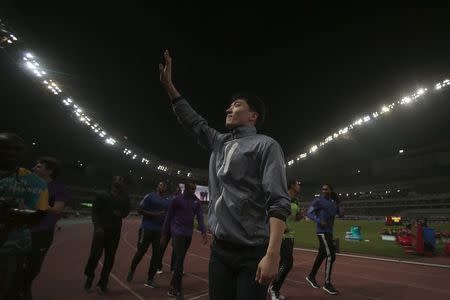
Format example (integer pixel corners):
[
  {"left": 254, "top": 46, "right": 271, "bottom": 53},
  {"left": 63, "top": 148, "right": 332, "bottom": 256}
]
[{"left": 250, "top": 111, "right": 259, "bottom": 123}]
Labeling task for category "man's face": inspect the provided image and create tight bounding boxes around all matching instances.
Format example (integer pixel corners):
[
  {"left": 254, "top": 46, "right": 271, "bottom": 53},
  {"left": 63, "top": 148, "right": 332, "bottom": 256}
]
[
  {"left": 157, "top": 181, "right": 167, "bottom": 194},
  {"left": 112, "top": 176, "right": 125, "bottom": 191},
  {"left": 225, "top": 99, "right": 258, "bottom": 129},
  {"left": 175, "top": 186, "right": 181, "bottom": 194},
  {"left": 32, "top": 162, "right": 52, "bottom": 179},
  {"left": 293, "top": 181, "right": 301, "bottom": 194},
  {"left": 0, "top": 134, "right": 24, "bottom": 170},
  {"left": 185, "top": 183, "right": 197, "bottom": 196},
  {"left": 321, "top": 185, "right": 332, "bottom": 198}
]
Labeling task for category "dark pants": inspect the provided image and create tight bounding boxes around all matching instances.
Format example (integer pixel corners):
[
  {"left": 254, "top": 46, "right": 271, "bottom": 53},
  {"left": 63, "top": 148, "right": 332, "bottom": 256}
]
[
  {"left": 22, "top": 229, "right": 55, "bottom": 299},
  {"left": 209, "top": 239, "right": 268, "bottom": 300},
  {"left": 84, "top": 227, "right": 121, "bottom": 287},
  {"left": 129, "top": 228, "right": 161, "bottom": 280},
  {"left": 309, "top": 232, "right": 336, "bottom": 284},
  {"left": 271, "top": 237, "right": 294, "bottom": 293},
  {"left": 157, "top": 234, "right": 175, "bottom": 272},
  {"left": 170, "top": 235, "right": 192, "bottom": 293},
  {"left": 0, "top": 246, "right": 27, "bottom": 300}
]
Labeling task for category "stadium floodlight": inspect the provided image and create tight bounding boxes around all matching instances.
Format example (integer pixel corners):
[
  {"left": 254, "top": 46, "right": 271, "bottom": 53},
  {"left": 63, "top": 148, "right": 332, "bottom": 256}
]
[
  {"left": 381, "top": 106, "right": 390, "bottom": 113},
  {"left": 417, "top": 88, "right": 425, "bottom": 95},
  {"left": 25, "top": 61, "right": 36, "bottom": 70},
  {"left": 105, "top": 138, "right": 116, "bottom": 145},
  {"left": 309, "top": 145, "right": 318, "bottom": 153}
]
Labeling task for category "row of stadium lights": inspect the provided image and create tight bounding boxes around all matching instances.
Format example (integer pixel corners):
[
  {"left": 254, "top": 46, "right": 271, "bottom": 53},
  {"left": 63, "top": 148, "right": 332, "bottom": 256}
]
[
  {"left": 20, "top": 48, "right": 450, "bottom": 173},
  {"left": 287, "top": 79, "right": 450, "bottom": 167},
  {"left": 1, "top": 18, "right": 195, "bottom": 179},
  {"left": 314, "top": 189, "right": 402, "bottom": 198},
  {"left": 4, "top": 18, "right": 450, "bottom": 174}
]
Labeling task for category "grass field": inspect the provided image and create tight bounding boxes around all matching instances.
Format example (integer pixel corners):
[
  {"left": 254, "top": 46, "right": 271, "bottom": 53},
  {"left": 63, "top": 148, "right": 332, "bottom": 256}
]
[{"left": 292, "top": 219, "right": 450, "bottom": 259}]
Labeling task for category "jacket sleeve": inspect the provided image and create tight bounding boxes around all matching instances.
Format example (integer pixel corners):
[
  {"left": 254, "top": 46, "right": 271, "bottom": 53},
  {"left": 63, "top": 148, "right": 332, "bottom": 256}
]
[
  {"left": 260, "top": 140, "right": 291, "bottom": 222},
  {"left": 172, "top": 97, "right": 222, "bottom": 151},
  {"left": 307, "top": 198, "right": 321, "bottom": 224}
]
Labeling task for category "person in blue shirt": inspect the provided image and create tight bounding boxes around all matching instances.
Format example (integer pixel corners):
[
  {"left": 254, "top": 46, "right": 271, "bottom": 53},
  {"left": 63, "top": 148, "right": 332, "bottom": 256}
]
[
  {"left": 305, "top": 184, "right": 342, "bottom": 295},
  {"left": 127, "top": 181, "right": 169, "bottom": 288}
]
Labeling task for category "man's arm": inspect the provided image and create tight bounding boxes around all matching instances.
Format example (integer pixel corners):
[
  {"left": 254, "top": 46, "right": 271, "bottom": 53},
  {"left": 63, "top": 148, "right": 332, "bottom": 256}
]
[
  {"left": 194, "top": 201, "right": 206, "bottom": 234},
  {"left": 161, "top": 197, "right": 176, "bottom": 237},
  {"left": 47, "top": 185, "right": 67, "bottom": 214},
  {"left": 138, "top": 208, "right": 165, "bottom": 218},
  {"left": 306, "top": 199, "right": 322, "bottom": 224},
  {"left": 92, "top": 193, "right": 103, "bottom": 227},
  {"left": 138, "top": 194, "right": 164, "bottom": 218},
  {"left": 159, "top": 50, "right": 221, "bottom": 151},
  {"left": 256, "top": 140, "right": 291, "bottom": 285},
  {"left": 121, "top": 195, "right": 130, "bottom": 218}
]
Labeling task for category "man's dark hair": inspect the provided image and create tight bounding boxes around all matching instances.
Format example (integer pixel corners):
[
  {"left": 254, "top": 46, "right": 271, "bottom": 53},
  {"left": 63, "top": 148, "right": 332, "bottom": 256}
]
[
  {"left": 230, "top": 93, "right": 266, "bottom": 127},
  {"left": 37, "top": 156, "right": 61, "bottom": 179},
  {"left": 323, "top": 183, "right": 334, "bottom": 191},
  {"left": 287, "top": 179, "right": 299, "bottom": 190}
]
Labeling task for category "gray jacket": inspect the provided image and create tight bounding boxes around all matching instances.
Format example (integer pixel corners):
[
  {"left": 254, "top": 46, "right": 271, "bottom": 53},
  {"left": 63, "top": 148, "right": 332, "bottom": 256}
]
[{"left": 173, "top": 98, "right": 291, "bottom": 246}]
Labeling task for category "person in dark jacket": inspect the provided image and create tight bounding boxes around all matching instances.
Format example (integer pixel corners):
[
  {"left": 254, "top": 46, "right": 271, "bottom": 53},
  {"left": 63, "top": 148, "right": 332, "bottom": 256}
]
[
  {"left": 84, "top": 176, "right": 130, "bottom": 293},
  {"left": 305, "top": 184, "right": 341, "bottom": 295}
]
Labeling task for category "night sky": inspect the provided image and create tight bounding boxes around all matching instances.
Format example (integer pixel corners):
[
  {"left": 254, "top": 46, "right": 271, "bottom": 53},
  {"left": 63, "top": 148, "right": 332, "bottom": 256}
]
[{"left": 2, "top": 3, "right": 450, "bottom": 176}]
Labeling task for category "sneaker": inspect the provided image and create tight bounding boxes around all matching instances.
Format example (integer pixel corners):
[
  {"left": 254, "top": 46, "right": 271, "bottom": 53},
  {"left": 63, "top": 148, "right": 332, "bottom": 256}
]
[
  {"left": 175, "top": 292, "right": 184, "bottom": 300},
  {"left": 322, "top": 283, "right": 338, "bottom": 295},
  {"left": 268, "top": 285, "right": 285, "bottom": 300},
  {"left": 84, "top": 276, "right": 93, "bottom": 291},
  {"left": 156, "top": 269, "right": 164, "bottom": 275},
  {"left": 305, "top": 276, "right": 320, "bottom": 289},
  {"left": 126, "top": 271, "right": 134, "bottom": 282},
  {"left": 96, "top": 284, "right": 108, "bottom": 294},
  {"left": 167, "top": 288, "right": 177, "bottom": 297},
  {"left": 144, "top": 279, "right": 159, "bottom": 288}
]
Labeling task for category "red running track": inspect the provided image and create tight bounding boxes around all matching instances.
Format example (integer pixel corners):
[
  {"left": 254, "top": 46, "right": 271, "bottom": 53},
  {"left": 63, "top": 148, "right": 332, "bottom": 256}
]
[{"left": 33, "top": 217, "right": 450, "bottom": 300}]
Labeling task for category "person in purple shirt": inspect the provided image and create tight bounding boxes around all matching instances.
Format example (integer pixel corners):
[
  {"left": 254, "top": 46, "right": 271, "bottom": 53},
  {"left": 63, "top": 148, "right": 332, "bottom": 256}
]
[
  {"left": 305, "top": 184, "right": 342, "bottom": 295},
  {"left": 127, "top": 181, "right": 169, "bottom": 286},
  {"left": 23, "top": 156, "right": 67, "bottom": 299},
  {"left": 161, "top": 182, "right": 207, "bottom": 300}
]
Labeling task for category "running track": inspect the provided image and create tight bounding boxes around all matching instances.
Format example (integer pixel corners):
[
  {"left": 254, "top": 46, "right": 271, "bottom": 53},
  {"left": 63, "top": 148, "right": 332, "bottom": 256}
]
[{"left": 33, "top": 217, "right": 450, "bottom": 300}]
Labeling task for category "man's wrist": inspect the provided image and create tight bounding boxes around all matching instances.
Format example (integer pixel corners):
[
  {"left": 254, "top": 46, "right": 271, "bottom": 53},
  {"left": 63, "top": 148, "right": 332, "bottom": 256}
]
[{"left": 265, "top": 249, "right": 280, "bottom": 257}]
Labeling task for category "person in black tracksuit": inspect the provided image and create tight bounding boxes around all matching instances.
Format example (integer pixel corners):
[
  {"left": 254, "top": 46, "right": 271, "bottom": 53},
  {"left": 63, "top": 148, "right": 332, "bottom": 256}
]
[
  {"left": 305, "top": 184, "right": 342, "bottom": 295},
  {"left": 84, "top": 176, "right": 130, "bottom": 293}
]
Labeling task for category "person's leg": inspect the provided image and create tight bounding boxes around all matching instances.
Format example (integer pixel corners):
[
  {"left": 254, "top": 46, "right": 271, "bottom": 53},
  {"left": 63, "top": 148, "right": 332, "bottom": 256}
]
[
  {"left": 322, "top": 233, "right": 336, "bottom": 285},
  {"left": 84, "top": 229, "right": 105, "bottom": 281},
  {"left": 23, "top": 230, "right": 54, "bottom": 299},
  {"left": 98, "top": 229, "right": 121, "bottom": 289},
  {"left": 146, "top": 230, "right": 162, "bottom": 283},
  {"left": 170, "top": 236, "right": 190, "bottom": 295},
  {"left": 157, "top": 234, "right": 170, "bottom": 271},
  {"left": 208, "top": 242, "right": 237, "bottom": 300},
  {"left": 308, "top": 234, "right": 326, "bottom": 279},
  {"left": 7, "top": 250, "right": 27, "bottom": 300},
  {"left": 271, "top": 237, "right": 294, "bottom": 294},
  {"left": 170, "top": 246, "right": 175, "bottom": 272},
  {"left": 235, "top": 244, "right": 267, "bottom": 300},
  {"left": 129, "top": 229, "right": 151, "bottom": 277}
]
